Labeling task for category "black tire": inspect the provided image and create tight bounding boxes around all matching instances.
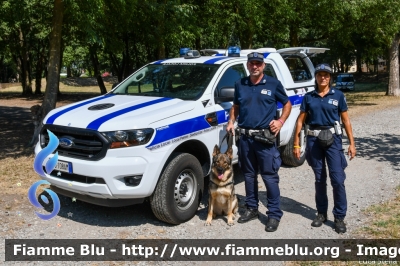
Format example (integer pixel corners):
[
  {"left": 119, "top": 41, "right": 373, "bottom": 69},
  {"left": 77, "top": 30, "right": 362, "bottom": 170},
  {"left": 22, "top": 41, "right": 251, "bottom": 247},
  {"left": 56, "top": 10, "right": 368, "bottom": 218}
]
[
  {"left": 281, "top": 125, "right": 308, "bottom": 167},
  {"left": 150, "top": 153, "right": 204, "bottom": 224}
]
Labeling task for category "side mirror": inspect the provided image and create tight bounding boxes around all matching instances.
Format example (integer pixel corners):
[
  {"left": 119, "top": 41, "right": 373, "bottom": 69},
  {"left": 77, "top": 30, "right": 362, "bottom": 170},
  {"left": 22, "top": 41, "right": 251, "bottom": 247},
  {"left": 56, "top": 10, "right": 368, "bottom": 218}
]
[{"left": 215, "top": 87, "right": 234, "bottom": 104}]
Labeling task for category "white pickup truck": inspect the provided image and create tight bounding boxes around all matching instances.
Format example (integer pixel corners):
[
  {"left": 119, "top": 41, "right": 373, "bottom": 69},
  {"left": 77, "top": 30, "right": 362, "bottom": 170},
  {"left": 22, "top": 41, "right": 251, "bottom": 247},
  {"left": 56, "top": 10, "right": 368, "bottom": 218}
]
[{"left": 35, "top": 47, "right": 328, "bottom": 224}]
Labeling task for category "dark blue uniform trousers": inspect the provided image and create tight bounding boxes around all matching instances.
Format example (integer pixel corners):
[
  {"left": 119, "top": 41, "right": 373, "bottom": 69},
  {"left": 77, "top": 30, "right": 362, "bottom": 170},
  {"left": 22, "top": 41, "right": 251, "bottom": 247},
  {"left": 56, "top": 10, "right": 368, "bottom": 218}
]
[
  {"left": 306, "top": 134, "right": 348, "bottom": 220},
  {"left": 238, "top": 135, "right": 283, "bottom": 220}
]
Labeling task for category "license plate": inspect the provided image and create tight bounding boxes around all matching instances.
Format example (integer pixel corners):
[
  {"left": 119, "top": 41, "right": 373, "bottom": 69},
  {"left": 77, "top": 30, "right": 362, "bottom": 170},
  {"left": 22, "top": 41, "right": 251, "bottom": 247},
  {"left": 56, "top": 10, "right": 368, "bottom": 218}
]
[{"left": 54, "top": 160, "right": 73, "bottom": 174}]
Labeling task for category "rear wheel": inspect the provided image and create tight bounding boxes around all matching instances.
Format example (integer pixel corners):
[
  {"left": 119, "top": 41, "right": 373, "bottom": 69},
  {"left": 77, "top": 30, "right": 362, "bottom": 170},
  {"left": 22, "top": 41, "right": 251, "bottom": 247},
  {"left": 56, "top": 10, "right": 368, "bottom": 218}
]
[
  {"left": 281, "top": 125, "right": 307, "bottom": 167},
  {"left": 150, "top": 153, "right": 203, "bottom": 224}
]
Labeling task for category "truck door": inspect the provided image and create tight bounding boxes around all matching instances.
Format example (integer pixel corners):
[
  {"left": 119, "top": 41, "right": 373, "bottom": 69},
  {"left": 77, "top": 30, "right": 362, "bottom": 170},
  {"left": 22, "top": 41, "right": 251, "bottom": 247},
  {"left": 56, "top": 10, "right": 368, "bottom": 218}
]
[{"left": 213, "top": 63, "right": 247, "bottom": 164}]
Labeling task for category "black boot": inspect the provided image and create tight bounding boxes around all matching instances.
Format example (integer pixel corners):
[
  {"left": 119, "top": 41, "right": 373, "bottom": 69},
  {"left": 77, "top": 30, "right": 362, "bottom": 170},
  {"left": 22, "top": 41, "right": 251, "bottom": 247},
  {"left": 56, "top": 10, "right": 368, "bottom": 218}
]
[
  {"left": 334, "top": 219, "right": 347, "bottom": 233},
  {"left": 311, "top": 213, "right": 327, "bottom": 227},
  {"left": 265, "top": 218, "right": 280, "bottom": 232},
  {"left": 238, "top": 208, "right": 258, "bottom": 223}
]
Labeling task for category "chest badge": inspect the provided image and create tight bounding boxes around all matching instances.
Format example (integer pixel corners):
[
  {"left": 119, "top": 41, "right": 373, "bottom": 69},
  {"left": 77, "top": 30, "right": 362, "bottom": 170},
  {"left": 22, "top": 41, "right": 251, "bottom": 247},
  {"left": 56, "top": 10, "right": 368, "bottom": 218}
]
[
  {"left": 328, "top": 99, "right": 338, "bottom": 106},
  {"left": 261, "top": 89, "right": 271, "bottom": 96}
]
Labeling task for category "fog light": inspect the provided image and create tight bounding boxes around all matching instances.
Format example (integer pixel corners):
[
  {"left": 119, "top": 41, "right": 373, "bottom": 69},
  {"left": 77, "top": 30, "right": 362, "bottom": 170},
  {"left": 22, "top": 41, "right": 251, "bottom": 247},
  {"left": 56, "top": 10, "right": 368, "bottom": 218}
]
[{"left": 124, "top": 176, "right": 142, "bottom": 187}]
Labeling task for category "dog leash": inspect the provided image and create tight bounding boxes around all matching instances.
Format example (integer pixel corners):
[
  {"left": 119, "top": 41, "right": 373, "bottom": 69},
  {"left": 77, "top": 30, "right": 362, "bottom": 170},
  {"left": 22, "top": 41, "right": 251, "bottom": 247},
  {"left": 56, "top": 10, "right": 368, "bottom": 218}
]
[{"left": 220, "top": 130, "right": 233, "bottom": 150}]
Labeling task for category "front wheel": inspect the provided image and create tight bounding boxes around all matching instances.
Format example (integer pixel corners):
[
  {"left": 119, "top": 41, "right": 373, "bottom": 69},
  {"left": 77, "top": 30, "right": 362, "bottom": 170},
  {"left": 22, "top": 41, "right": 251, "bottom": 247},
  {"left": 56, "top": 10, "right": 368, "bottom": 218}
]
[
  {"left": 281, "top": 125, "right": 308, "bottom": 167},
  {"left": 150, "top": 153, "right": 203, "bottom": 224}
]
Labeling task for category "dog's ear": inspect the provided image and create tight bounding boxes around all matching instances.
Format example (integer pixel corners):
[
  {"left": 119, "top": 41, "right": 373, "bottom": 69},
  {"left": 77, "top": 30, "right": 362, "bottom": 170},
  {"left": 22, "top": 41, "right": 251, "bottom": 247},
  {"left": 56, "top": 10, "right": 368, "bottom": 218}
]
[
  {"left": 213, "top": 144, "right": 220, "bottom": 157},
  {"left": 226, "top": 147, "right": 233, "bottom": 161}
]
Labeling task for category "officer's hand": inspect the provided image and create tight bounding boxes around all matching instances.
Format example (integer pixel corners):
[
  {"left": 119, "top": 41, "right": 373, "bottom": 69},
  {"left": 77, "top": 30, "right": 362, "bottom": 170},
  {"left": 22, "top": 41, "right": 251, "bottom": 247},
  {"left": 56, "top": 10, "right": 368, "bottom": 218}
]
[
  {"left": 226, "top": 123, "right": 234, "bottom": 135},
  {"left": 269, "top": 120, "right": 283, "bottom": 136},
  {"left": 293, "top": 147, "right": 301, "bottom": 160},
  {"left": 348, "top": 144, "right": 356, "bottom": 160}
]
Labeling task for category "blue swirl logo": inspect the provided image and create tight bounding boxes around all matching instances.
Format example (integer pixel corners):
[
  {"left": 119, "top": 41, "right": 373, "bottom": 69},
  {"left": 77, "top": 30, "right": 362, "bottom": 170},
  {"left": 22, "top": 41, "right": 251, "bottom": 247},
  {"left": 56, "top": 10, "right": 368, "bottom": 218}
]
[{"left": 29, "top": 130, "right": 61, "bottom": 220}]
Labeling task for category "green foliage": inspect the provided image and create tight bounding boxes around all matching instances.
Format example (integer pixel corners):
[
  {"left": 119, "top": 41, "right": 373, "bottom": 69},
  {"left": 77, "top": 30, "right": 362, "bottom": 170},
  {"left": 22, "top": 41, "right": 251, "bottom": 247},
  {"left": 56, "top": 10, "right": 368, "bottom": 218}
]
[{"left": 1, "top": 0, "right": 400, "bottom": 91}]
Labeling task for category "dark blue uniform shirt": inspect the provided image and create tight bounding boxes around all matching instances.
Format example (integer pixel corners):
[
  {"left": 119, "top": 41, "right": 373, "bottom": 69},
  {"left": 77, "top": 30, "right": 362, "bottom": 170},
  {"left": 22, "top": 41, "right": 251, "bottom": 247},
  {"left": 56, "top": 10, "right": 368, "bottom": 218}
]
[
  {"left": 300, "top": 88, "right": 348, "bottom": 126},
  {"left": 233, "top": 74, "right": 288, "bottom": 129}
]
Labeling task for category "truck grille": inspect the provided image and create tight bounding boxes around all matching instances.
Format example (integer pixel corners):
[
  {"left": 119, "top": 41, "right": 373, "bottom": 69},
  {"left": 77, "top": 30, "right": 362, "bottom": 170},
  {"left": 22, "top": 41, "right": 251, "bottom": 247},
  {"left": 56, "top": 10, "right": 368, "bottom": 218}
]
[{"left": 40, "top": 125, "right": 110, "bottom": 161}]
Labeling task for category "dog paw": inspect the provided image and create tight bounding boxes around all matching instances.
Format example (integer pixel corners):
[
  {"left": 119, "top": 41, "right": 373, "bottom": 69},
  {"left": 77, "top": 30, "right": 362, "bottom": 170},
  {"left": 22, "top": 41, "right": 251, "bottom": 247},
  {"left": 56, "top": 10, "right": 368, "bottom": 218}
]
[
  {"left": 204, "top": 220, "right": 212, "bottom": 226},
  {"left": 227, "top": 220, "right": 235, "bottom": 226}
]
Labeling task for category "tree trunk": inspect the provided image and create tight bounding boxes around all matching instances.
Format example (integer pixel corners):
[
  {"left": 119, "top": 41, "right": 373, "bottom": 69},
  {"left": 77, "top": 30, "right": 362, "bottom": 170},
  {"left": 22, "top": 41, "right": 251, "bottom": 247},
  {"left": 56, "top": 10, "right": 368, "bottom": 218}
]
[
  {"left": 109, "top": 53, "right": 123, "bottom": 82},
  {"left": 122, "top": 35, "right": 131, "bottom": 79},
  {"left": 195, "top": 37, "right": 201, "bottom": 50},
  {"left": 34, "top": 50, "right": 44, "bottom": 94},
  {"left": 89, "top": 45, "right": 107, "bottom": 95},
  {"left": 289, "top": 25, "right": 299, "bottom": 47},
  {"left": 30, "top": 0, "right": 64, "bottom": 146},
  {"left": 19, "top": 29, "right": 33, "bottom": 95},
  {"left": 356, "top": 51, "right": 362, "bottom": 73},
  {"left": 387, "top": 33, "right": 400, "bottom": 96}
]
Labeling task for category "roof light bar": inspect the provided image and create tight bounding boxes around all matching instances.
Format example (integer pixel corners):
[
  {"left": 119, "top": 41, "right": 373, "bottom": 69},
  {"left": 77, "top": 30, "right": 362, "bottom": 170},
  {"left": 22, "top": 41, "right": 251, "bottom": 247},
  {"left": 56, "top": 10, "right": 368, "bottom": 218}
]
[
  {"left": 179, "top": 48, "right": 191, "bottom": 57},
  {"left": 184, "top": 50, "right": 201, "bottom": 59},
  {"left": 227, "top": 46, "right": 240, "bottom": 57}
]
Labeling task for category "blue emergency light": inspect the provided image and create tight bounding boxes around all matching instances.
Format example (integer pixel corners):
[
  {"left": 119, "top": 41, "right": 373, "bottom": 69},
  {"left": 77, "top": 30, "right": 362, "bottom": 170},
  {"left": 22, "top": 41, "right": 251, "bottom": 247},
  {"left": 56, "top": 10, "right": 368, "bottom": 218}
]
[
  {"left": 180, "top": 48, "right": 191, "bottom": 57},
  {"left": 184, "top": 50, "right": 201, "bottom": 59},
  {"left": 227, "top": 46, "right": 241, "bottom": 57}
]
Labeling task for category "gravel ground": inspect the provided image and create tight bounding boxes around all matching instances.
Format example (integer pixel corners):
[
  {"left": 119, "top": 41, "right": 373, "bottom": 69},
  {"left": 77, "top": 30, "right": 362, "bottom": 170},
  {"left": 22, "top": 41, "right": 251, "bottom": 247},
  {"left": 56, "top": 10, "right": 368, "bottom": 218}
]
[{"left": 1, "top": 101, "right": 400, "bottom": 266}]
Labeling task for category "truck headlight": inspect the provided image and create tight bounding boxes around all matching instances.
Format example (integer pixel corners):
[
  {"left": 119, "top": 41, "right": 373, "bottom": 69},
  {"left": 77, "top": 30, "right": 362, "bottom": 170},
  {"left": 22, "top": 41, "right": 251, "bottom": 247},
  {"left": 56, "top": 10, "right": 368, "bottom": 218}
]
[{"left": 101, "top": 129, "right": 154, "bottom": 149}]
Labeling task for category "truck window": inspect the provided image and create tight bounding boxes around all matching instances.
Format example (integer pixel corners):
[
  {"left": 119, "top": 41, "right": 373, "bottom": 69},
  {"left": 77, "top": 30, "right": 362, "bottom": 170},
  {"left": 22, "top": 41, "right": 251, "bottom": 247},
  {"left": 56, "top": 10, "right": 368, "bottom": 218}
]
[
  {"left": 337, "top": 75, "right": 354, "bottom": 82},
  {"left": 283, "top": 56, "right": 312, "bottom": 82},
  {"left": 112, "top": 64, "right": 219, "bottom": 100},
  {"left": 215, "top": 64, "right": 246, "bottom": 96},
  {"left": 264, "top": 63, "right": 277, "bottom": 78}
]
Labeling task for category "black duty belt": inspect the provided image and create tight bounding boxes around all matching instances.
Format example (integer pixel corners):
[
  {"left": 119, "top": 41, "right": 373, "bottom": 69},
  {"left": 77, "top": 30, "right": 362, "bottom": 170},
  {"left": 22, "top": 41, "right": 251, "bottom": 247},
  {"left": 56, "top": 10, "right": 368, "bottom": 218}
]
[
  {"left": 238, "top": 128, "right": 265, "bottom": 137},
  {"left": 308, "top": 128, "right": 335, "bottom": 137}
]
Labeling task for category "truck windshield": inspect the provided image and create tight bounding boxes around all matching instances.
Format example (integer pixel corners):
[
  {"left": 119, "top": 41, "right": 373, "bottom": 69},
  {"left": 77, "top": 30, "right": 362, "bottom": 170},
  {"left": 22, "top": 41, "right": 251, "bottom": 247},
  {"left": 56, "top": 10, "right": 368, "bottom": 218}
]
[
  {"left": 111, "top": 64, "right": 219, "bottom": 100},
  {"left": 337, "top": 75, "right": 354, "bottom": 82}
]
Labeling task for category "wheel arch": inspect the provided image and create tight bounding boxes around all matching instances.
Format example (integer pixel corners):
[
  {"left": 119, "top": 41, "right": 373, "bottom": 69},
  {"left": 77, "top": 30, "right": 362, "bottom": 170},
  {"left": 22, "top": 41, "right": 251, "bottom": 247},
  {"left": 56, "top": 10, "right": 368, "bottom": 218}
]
[{"left": 171, "top": 139, "right": 210, "bottom": 177}]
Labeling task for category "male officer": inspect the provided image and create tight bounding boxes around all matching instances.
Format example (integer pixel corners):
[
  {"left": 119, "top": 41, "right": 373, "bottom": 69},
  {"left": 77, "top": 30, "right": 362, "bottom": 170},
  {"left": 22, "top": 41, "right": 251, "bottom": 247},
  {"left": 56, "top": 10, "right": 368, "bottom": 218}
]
[{"left": 226, "top": 52, "right": 292, "bottom": 232}]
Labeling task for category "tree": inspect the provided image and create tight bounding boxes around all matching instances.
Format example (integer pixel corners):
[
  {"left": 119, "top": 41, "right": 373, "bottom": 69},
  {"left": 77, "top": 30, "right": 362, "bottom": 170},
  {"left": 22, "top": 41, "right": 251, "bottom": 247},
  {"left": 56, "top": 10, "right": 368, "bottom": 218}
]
[
  {"left": 387, "top": 33, "right": 400, "bottom": 96},
  {"left": 0, "top": 0, "right": 53, "bottom": 95},
  {"left": 353, "top": 0, "right": 400, "bottom": 95},
  {"left": 30, "top": 0, "right": 64, "bottom": 146}
]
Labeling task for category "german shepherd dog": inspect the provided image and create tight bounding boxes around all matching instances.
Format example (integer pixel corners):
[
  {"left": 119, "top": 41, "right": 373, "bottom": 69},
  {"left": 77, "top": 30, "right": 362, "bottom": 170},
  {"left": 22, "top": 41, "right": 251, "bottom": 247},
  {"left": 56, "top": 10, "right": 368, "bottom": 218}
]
[{"left": 205, "top": 144, "right": 238, "bottom": 226}]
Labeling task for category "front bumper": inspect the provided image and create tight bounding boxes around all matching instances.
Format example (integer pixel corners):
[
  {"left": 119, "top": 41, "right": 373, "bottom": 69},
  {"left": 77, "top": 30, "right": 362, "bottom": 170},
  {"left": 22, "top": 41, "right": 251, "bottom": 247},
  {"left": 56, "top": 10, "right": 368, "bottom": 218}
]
[
  {"left": 50, "top": 186, "right": 144, "bottom": 207},
  {"left": 34, "top": 144, "right": 164, "bottom": 201}
]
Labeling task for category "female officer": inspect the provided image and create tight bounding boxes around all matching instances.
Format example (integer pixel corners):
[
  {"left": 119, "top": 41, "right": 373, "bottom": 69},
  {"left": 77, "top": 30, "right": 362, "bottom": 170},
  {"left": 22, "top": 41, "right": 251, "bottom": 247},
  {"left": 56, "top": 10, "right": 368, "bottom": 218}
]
[{"left": 293, "top": 63, "right": 356, "bottom": 233}]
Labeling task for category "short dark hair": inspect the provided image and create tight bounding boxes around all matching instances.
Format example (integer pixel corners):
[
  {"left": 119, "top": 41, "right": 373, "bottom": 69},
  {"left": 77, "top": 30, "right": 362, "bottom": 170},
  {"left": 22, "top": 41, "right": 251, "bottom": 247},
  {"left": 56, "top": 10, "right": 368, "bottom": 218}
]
[{"left": 314, "top": 72, "right": 333, "bottom": 88}]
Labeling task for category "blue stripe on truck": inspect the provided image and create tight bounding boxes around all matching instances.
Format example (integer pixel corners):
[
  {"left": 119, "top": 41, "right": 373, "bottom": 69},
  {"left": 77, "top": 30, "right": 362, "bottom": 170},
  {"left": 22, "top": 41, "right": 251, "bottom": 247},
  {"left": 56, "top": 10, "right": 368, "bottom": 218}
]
[{"left": 86, "top": 98, "right": 173, "bottom": 130}]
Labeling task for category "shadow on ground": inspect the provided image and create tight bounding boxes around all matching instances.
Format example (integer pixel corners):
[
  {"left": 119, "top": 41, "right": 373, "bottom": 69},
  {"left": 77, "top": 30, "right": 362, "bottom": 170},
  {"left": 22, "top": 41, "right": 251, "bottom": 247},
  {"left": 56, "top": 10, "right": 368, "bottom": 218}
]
[
  {"left": 0, "top": 106, "right": 35, "bottom": 159},
  {"left": 0, "top": 93, "right": 102, "bottom": 159},
  {"left": 354, "top": 133, "right": 400, "bottom": 170}
]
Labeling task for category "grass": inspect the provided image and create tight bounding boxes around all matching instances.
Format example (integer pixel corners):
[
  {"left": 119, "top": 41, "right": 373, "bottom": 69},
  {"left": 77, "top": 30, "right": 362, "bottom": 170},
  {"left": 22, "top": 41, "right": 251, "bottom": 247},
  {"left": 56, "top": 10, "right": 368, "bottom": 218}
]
[
  {"left": 0, "top": 77, "right": 115, "bottom": 94},
  {"left": 355, "top": 186, "right": 400, "bottom": 239},
  {"left": 344, "top": 82, "right": 388, "bottom": 104},
  {"left": 1, "top": 78, "right": 400, "bottom": 239}
]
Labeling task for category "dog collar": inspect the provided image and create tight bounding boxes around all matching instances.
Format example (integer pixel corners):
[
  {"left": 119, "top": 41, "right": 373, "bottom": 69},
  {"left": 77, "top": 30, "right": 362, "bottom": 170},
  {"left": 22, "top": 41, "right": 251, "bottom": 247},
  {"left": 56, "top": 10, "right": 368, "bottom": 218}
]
[{"left": 209, "top": 179, "right": 233, "bottom": 187}]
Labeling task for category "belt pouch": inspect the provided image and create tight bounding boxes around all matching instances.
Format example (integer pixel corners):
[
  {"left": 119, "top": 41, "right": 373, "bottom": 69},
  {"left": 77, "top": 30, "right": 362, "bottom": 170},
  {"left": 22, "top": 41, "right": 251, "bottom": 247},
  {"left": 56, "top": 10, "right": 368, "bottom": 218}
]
[{"left": 317, "top": 129, "right": 334, "bottom": 147}]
